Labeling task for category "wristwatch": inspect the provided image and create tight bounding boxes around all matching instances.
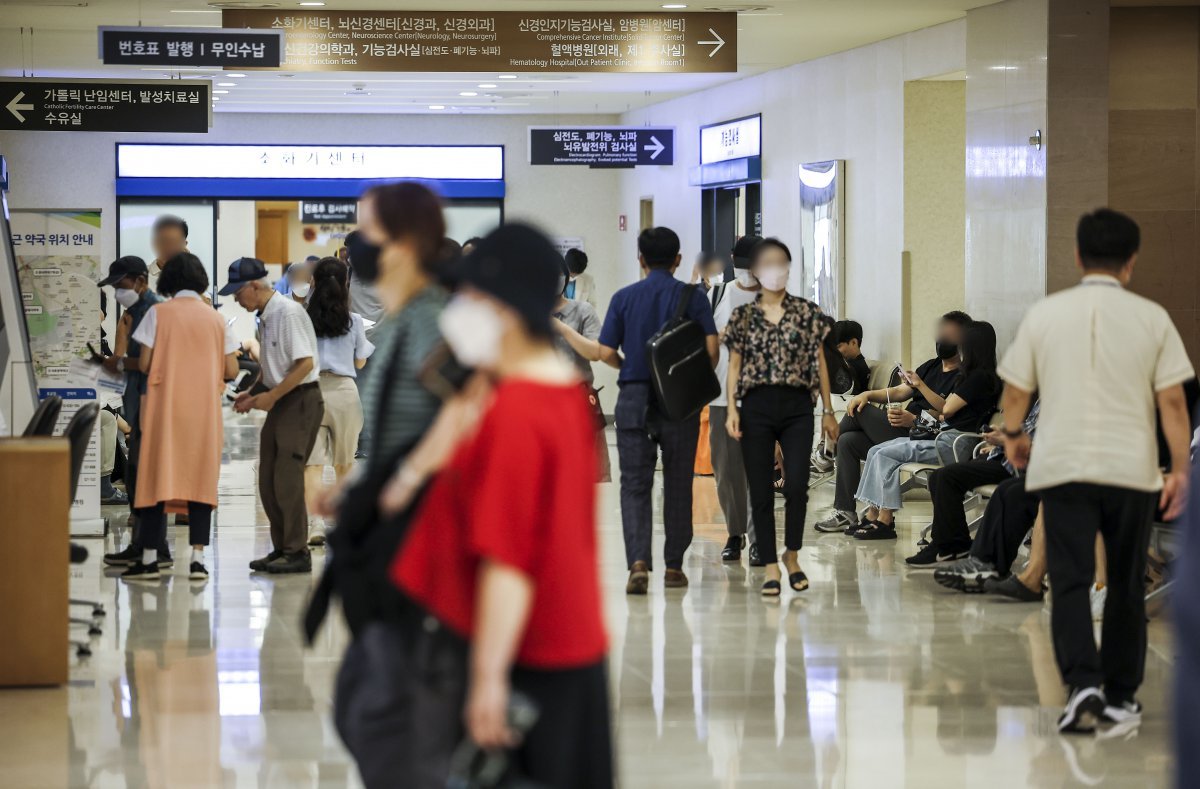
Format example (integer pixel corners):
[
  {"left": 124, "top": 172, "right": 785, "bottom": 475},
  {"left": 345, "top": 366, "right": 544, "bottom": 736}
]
[
  {"left": 115, "top": 357, "right": 126, "bottom": 374},
  {"left": 822, "top": 408, "right": 835, "bottom": 416}
]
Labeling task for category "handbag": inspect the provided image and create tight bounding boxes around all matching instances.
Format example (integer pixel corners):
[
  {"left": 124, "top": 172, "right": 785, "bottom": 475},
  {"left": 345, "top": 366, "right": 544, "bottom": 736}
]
[
  {"left": 645, "top": 284, "right": 720, "bottom": 423},
  {"left": 586, "top": 385, "right": 607, "bottom": 431}
]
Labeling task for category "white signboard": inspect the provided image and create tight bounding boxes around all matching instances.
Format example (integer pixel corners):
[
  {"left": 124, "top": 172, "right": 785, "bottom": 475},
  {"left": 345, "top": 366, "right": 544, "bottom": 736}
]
[
  {"left": 700, "top": 114, "right": 761, "bottom": 165},
  {"left": 117, "top": 143, "right": 504, "bottom": 181},
  {"left": 552, "top": 236, "right": 585, "bottom": 259}
]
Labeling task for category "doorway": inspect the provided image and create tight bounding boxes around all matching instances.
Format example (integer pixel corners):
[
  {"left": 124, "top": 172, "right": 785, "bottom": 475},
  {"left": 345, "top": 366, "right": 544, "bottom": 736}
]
[
  {"left": 255, "top": 206, "right": 289, "bottom": 265},
  {"left": 700, "top": 182, "right": 761, "bottom": 256}
]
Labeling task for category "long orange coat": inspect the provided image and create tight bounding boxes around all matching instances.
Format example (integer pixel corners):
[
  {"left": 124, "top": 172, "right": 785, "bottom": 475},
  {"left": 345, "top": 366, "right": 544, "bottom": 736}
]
[{"left": 134, "top": 297, "right": 226, "bottom": 509}]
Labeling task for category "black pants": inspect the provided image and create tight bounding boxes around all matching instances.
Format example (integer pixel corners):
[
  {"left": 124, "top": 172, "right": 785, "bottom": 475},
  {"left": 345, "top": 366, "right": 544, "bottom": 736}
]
[
  {"left": 740, "top": 385, "right": 815, "bottom": 564},
  {"left": 511, "top": 661, "right": 614, "bottom": 789},
  {"left": 614, "top": 383, "right": 698, "bottom": 571},
  {"left": 1040, "top": 483, "right": 1157, "bottom": 701},
  {"left": 139, "top": 501, "right": 213, "bottom": 550},
  {"left": 928, "top": 459, "right": 1014, "bottom": 552},
  {"left": 834, "top": 406, "right": 907, "bottom": 512},
  {"left": 969, "top": 475, "right": 1040, "bottom": 573}
]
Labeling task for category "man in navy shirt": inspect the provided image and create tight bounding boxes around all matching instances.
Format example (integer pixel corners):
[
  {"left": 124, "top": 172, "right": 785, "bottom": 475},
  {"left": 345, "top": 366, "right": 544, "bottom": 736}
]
[{"left": 600, "top": 227, "right": 719, "bottom": 595}]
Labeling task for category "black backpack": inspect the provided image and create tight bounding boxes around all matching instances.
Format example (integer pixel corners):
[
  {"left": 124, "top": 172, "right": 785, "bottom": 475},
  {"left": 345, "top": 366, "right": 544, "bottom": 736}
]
[{"left": 645, "top": 284, "right": 720, "bottom": 422}]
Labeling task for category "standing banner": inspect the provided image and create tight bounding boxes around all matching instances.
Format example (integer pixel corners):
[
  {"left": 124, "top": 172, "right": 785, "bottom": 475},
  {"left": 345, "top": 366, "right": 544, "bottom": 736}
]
[{"left": 10, "top": 211, "right": 105, "bottom": 536}]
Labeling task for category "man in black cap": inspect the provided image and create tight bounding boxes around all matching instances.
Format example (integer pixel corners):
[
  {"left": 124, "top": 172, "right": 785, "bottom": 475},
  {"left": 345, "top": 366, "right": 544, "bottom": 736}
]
[
  {"left": 99, "top": 256, "right": 172, "bottom": 568},
  {"left": 222, "top": 257, "right": 324, "bottom": 574}
]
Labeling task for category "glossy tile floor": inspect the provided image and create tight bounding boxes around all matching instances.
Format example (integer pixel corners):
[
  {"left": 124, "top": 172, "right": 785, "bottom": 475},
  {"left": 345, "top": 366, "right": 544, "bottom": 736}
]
[{"left": 2, "top": 414, "right": 1175, "bottom": 788}]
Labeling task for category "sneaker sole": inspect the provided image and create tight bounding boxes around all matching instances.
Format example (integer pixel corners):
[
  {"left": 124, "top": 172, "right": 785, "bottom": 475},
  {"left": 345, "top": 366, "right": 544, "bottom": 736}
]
[
  {"left": 189, "top": 573, "right": 209, "bottom": 581},
  {"left": 266, "top": 564, "right": 313, "bottom": 574},
  {"left": 122, "top": 574, "right": 162, "bottom": 583},
  {"left": 103, "top": 557, "right": 136, "bottom": 567},
  {"left": 1059, "top": 691, "right": 1106, "bottom": 733}
]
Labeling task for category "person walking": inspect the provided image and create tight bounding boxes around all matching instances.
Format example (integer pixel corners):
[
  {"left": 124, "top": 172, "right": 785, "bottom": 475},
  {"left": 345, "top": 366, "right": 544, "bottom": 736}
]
[
  {"left": 598, "top": 227, "right": 719, "bottom": 595},
  {"left": 724, "top": 238, "right": 839, "bottom": 596},
  {"left": 386, "top": 224, "right": 612, "bottom": 788},
  {"left": 999, "top": 208, "right": 1194, "bottom": 733},
  {"left": 711, "top": 236, "right": 762, "bottom": 563},
  {"left": 98, "top": 256, "right": 169, "bottom": 567},
  {"left": 119, "top": 253, "right": 239, "bottom": 582},
  {"left": 564, "top": 247, "right": 597, "bottom": 309},
  {"left": 303, "top": 257, "right": 374, "bottom": 547},
  {"left": 224, "top": 256, "right": 325, "bottom": 575}
]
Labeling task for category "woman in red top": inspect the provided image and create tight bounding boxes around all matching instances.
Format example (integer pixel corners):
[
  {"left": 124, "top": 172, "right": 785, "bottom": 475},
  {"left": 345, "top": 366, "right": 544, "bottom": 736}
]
[{"left": 384, "top": 223, "right": 612, "bottom": 788}]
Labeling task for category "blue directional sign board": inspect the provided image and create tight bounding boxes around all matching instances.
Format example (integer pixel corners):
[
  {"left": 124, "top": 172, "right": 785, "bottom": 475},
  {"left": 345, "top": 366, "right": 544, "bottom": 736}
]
[{"left": 529, "top": 127, "right": 674, "bottom": 166}]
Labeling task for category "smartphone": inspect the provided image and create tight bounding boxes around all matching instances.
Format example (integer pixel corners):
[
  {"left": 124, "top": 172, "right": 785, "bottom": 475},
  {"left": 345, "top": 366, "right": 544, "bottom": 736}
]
[
  {"left": 86, "top": 342, "right": 105, "bottom": 363},
  {"left": 418, "top": 342, "right": 474, "bottom": 401}
]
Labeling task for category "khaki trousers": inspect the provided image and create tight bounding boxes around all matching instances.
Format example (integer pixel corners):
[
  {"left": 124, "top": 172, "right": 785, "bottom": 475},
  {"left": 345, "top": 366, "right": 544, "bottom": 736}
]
[{"left": 259, "top": 383, "right": 324, "bottom": 554}]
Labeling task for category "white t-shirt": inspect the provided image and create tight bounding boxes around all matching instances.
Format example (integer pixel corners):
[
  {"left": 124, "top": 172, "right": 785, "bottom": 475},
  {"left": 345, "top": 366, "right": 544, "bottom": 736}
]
[
  {"left": 711, "top": 283, "right": 761, "bottom": 407},
  {"left": 131, "top": 290, "right": 240, "bottom": 355},
  {"left": 998, "top": 274, "right": 1194, "bottom": 492},
  {"left": 257, "top": 291, "right": 320, "bottom": 389}
]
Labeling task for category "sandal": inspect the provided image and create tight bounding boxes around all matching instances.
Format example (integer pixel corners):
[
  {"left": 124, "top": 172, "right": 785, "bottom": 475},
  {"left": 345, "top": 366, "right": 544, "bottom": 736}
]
[
  {"left": 761, "top": 579, "right": 782, "bottom": 597},
  {"left": 850, "top": 519, "right": 883, "bottom": 537},
  {"left": 789, "top": 571, "right": 809, "bottom": 592},
  {"left": 855, "top": 524, "right": 898, "bottom": 541}
]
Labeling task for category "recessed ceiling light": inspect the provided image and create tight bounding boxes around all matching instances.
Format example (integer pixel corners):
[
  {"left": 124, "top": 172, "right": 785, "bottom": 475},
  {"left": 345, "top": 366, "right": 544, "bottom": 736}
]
[
  {"left": 213, "top": 89, "right": 230, "bottom": 94},
  {"left": 212, "top": 96, "right": 220, "bottom": 100},
  {"left": 428, "top": 104, "right": 445, "bottom": 110},
  {"left": 478, "top": 83, "right": 497, "bottom": 88},
  {"left": 217, "top": 82, "right": 237, "bottom": 87},
  {"left": 224, "top": 73, "right": 246, "bottom": 78},
  {"left": 498, "top": 74, "right": 517, "bottom": 79},
  {"left": 662, "top": 3, "right": 688, "bottom": 7},
  {"left": 299, "top": 2, "right": 326, "bottom": 6},
  {"left": 459, "top": 91, "right": 477, "bottom": 97}
]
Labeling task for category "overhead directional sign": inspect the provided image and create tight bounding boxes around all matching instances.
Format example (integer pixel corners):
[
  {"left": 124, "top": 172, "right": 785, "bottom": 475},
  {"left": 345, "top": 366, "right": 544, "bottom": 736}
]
[
  {"left": 223, "top": 9, "right": 736, "bottom": 73},
  {"left": 530, "top": 127, "right": 675, "bottom": 166},
  {"left": 0, "top": 78, "right": 211, "bottom": 133},
  {"left": 99, "top": 26, "right": 284, "bottom": 68}
]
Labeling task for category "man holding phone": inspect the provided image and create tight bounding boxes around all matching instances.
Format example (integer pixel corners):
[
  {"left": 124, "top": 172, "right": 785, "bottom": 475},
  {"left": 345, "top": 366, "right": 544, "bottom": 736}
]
[{"left": 814, "top": 311, "right": 971, "bottom": 533}]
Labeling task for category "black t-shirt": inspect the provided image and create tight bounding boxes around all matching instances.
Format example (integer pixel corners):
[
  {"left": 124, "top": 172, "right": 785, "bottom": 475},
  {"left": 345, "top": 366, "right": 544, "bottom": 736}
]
[
  {"left": 907, "top": 358, "right": 959, "bottom": 416},
  {"left": 944, "top": 368, "right": 1001, "bottom": 431},
  {"left": 847, "top": 355, "right": 870, "bottom": 395}
]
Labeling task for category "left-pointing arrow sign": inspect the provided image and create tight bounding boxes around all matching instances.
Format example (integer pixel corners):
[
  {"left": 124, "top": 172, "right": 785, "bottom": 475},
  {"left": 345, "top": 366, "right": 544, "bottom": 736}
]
[
  {"left": 6, "top": 91, "right": 33, "bottom": 123},
  {"left": 643, "top": 135, "right": 666, "bottom": 160}
]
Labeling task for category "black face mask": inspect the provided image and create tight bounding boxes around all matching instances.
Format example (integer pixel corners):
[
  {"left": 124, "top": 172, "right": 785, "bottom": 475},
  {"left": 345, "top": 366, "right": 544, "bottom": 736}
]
[
  {"left": 935, "top": 341, "right": 959, "bottom": 360},
  {"left": 347, "top": 234, "right": 382, "bottom": 284}
]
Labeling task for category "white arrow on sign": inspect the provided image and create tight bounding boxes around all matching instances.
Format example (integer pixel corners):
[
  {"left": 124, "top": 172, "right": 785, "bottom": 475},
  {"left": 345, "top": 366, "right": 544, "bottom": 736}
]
[
  {"left": 6, "top": 91, "right": 34, "bottom": 123},
  {"left": 698, "top": 28, "right": 726, "bottom": 58},
  {"left": 643, "top": 135, "right": 666, "bottom": 160}
]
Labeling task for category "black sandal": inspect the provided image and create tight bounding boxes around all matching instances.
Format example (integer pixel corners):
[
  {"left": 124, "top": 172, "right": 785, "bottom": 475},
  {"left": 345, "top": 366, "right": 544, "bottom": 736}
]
[
  {"left": 855, "top": 523, "right": 898, "bottom": 541},
  {"left": 789, "top": 571, "right": 809, "bottom": 592},
  {"left": 761, "top": 579, "right": 782, "bottom": 597},
  {"left": 850, "top": 519, "right": 883, "bottom": 537}
]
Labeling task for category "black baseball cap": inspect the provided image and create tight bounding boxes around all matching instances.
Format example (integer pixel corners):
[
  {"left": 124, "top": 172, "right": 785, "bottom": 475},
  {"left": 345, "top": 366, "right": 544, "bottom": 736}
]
[
  {"left": 731, "top": 235, "right": 764, "bottom": 269},
  {"left": 453, "top": 223, "right": 563, "bottom": 337},
  {"left": 97, "top": 256, "right": 148, "bottom": 287},
  {"left": 218, "top": 257, "right": 269, "bottom": 296}
]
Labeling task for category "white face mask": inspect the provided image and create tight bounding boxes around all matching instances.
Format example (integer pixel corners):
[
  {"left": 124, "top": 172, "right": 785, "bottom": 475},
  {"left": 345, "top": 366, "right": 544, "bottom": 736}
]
[
  {"left": 734, "top": 269, "right": 757, "bottom": 288},
  {"left": 114, "top": 288, "right": 139, "bottom": 309},
  {"left": 438, "top": 297, "right": 505, "bottom": 369},
  {"left": 708, "top": 273, "right": 725, "bottom": 287},
  {"left": 757, "top": 267, "right": 789, "bottom": 293},
  {"left": 292, "top": 282, "right": 311, "bottom": 299}
]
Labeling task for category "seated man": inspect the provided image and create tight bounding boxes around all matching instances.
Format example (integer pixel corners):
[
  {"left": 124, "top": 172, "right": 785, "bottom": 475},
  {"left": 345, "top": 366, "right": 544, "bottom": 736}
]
[
  {"left": 833, "top": 319, "right": 870, "bottom": 395},
  {"left": 814, "top": 311, "right": 972, "bottom": 533},
  {"left": 905, "top": 401, "right": 1040, "bottom": 566}
]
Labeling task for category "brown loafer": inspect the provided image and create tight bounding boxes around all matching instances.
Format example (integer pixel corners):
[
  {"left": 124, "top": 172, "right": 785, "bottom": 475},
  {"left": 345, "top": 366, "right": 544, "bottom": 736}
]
[
  {"left": 664, "top": 569, "right": 689, "bottom": 589},
  {"left": 626, "top": 561, "right": 649, "bottom": 595}
]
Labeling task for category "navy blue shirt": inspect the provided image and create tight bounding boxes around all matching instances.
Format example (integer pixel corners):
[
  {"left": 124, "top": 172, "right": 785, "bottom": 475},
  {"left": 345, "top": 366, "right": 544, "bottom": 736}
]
[
  {"left": 599, "top": 269, "right": 718, "bottom": 385},
  {"left": 125, "top": 290, "right": 164, "bottom": 395}
]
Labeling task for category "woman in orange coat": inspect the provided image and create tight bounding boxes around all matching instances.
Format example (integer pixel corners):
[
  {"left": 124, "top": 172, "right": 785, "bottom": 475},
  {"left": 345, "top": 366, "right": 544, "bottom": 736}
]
[{"left": 121, "top": 253, "right": 239, "bottom": 584}]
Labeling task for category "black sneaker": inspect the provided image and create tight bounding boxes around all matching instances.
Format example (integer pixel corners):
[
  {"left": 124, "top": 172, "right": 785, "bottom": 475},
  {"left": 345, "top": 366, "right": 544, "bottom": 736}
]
[
  {"left": 104, "top": 545, "right": 141, "bottom": 566},
  {"left": 934, "top": 556, "right": 998, "bottom": 592},
  {"left": 1059, "top": 687, "right": 1106, "bottom": 733},
  {"left": 249, "top": 550, "right": 284, "bottom": 572},
  {"left": 721, "top": 535, "right": 745, "bottom": 562},
  {"left": 156, "top": 551, "right": 174, "bottom": 569},
  {"left": 748, "top": 542, "right": 765, "bottom": 567},
  {"left": 265, "top": 552, "right": 312, "bottom": 574},
  {"left": 121, "top": 560, "right": 162, "bottom": 583},
  {"left": 905, "top": 542, "right": 970, "bottom": 569},
  {"left": 188, "top": 561, "right": 209, "bottom": 581}
]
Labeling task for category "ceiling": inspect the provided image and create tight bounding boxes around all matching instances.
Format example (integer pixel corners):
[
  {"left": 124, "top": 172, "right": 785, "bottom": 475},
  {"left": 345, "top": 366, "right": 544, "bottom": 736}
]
[{"left": 0, "top": 0, "right": 1000, "bottom": 115}]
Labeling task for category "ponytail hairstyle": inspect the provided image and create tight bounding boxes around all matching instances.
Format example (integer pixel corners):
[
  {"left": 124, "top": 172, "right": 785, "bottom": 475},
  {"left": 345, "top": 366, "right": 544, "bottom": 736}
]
[{"left": 306, "top": 257, "right": 352, "bottom": 338}]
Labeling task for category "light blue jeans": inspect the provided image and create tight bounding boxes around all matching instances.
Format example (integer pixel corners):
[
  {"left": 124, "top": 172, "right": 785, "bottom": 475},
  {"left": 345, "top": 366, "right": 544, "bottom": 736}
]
[{"left": 854, "top": 436, "right": 940, "bottom": 512}]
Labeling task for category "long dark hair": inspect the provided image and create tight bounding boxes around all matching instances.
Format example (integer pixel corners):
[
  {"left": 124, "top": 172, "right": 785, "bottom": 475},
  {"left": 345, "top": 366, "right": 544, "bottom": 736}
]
[
  {"left": 958, "top": 320, "right": 1000, "bottom": 385},
  {"left": 306, "top": 257, "right": 352, "bottom": 338}
]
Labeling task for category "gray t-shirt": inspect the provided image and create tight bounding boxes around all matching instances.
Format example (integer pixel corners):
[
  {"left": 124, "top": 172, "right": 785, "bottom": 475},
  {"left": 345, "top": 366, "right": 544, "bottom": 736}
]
[
  {"left": 553, "top": 299, "right": 602, "bottom": 385},
  {"left": 349, "top": 275, "right": 386, "bottom": 337}
]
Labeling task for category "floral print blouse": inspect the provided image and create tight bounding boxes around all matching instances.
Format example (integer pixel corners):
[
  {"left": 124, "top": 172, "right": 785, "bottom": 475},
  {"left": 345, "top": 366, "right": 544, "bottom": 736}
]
[{"left": 724, "top": 293, "right": 828, "bottom": 400}]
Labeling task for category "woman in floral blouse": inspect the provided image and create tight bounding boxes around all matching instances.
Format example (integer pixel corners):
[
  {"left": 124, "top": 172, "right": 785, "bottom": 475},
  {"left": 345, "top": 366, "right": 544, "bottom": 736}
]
[{"left": 725, "top": 238, "right": 839, "bottom": 597}]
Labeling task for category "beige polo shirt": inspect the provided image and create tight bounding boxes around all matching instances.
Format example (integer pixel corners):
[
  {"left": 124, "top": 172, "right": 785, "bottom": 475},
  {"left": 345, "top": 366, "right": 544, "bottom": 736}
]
[{"left": 999, "top": 274, "right": 1194, "bottom": 492}]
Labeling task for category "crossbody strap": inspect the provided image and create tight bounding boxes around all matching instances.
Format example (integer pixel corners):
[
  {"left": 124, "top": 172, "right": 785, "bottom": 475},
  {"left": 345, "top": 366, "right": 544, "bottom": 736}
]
[{"left": 672, "top": 283, "right": 698, "bottom": 322}]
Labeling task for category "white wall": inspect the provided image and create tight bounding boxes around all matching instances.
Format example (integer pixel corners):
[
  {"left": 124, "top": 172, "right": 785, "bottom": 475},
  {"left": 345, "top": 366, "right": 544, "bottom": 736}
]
[
  {"left": 617, "top": 20, "right": 966, "bottom": 367},
  {"left": 0, "top": 112, "right": 625, "bottom": 390}
]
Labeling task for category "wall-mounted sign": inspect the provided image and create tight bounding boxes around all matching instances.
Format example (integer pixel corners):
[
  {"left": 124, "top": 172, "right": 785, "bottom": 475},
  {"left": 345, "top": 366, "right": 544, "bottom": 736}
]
[
  {"left": 117, "top": 144, "right": 504, "bottom": 181},
  {"left": 223, "top": 9, "right": 736, "bottom": 73},
  {"left": 529, "top": 127, "right": 674, "bottom": 166},
  {"left": 99, "top": 26, "right": 284, "bottom": 67},
  {"left": 0, "top": 78, "right": 211, "bottom": 133},
  {"left": 300, "top": 200, "right": 357, "bottom": 224},
  {"left": 700, "top": 114, "right": 761, "bottom": 165}
]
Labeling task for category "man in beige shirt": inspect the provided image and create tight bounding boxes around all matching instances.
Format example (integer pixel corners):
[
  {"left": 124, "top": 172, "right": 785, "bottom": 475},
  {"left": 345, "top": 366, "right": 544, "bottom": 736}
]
[{"left": 999, "top": 209, "right": 1194, "bottom": 734}]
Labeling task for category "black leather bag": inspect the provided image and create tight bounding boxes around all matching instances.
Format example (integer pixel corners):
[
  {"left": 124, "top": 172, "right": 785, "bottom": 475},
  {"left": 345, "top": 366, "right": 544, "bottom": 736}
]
[{"left": 645, "top": 284, "right": 719, "bottom": 422}]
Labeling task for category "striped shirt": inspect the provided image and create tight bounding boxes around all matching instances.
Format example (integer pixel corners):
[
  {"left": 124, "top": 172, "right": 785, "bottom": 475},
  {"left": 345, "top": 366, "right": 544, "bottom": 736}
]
[
  {"left": 359, "top": 285, "right": 447, "bottom": 467},
  {"left": 259, "top": 291, "right": 320, "bottom": 389}
]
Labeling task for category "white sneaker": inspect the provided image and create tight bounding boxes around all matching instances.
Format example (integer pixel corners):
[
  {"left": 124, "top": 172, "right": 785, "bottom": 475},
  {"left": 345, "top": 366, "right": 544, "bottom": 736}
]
[
  {"left": 1102, "top": 700, "right": 1143, "bottom": 725},
  {"left": 1091, "top": 584, "right": 1107, "bottom": 622},
  {"left": 307, "top": 517, "right": 326, "bottom": 547}
]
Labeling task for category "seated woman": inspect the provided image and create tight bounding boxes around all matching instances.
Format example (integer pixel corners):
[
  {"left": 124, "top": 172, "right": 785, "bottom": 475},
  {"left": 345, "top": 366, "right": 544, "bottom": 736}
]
[{"left": 852, "top": 320, "right": 1002, "bottom": 541}]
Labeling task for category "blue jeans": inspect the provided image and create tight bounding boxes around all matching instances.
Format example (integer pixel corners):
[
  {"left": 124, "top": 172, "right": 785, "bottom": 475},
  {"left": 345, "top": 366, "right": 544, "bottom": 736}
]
[{"left": 854, "top": 436, "right": 940, "bottom": 511}]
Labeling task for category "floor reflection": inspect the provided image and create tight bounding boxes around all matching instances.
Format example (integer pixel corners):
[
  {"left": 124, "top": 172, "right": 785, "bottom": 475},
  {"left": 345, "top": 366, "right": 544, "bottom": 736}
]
[{"left": 1, "top": 418, "right": 1175, "bottom": 788}]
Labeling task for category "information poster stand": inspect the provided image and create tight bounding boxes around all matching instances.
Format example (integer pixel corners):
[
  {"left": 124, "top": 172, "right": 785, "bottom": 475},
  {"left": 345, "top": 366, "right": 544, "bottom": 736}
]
[{"left": 11, "top": 210, "right": 105, "bottom": 537}]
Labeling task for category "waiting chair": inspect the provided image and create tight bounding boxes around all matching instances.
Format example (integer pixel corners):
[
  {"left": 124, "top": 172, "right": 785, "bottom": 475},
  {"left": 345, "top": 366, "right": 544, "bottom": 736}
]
[
  {"left": 22, "top": 394, "right": 62, "bottom": 437},
  {"left": 60, "top": 403, "right": 107, "bottom": 648}
]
